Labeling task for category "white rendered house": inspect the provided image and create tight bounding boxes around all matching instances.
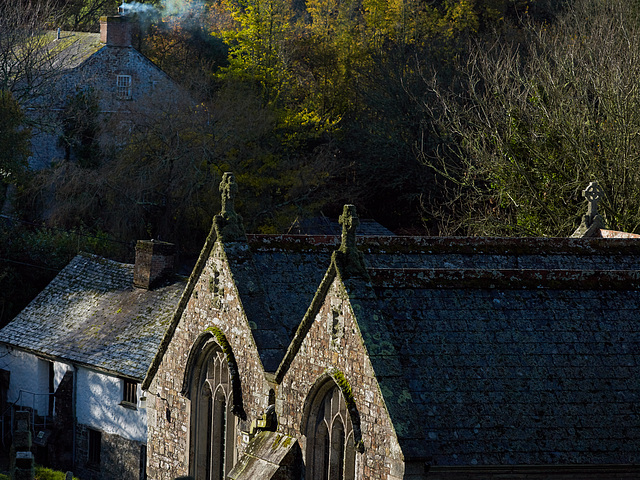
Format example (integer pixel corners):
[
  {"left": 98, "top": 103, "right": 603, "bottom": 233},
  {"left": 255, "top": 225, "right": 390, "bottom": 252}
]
[{"left": 0, "top": 242, "right": 185, "bottom": 479}]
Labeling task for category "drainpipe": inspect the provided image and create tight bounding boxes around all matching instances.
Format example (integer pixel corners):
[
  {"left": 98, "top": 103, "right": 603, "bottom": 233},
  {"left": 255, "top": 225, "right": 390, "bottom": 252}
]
[{"left": 72, "top": 365, "right": 77, "bottom": 468}]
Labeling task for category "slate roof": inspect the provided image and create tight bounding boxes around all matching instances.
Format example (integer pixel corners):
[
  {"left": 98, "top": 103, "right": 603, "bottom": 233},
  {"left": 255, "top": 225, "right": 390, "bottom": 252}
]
[
  {"left": 229, "top": 235, "right": 337, "bottom": 372},
  {"left": 46, "top": 31, "right": 104, "bottom": 70},
  {"left": 0, "top": 253, "right": 185, "bottom": 380},
  {"left": 287, "top": 217, "right": 395, "bottom": 236},
  {"left": 353, "top": 236, "right": 640, "bottom": 465}
]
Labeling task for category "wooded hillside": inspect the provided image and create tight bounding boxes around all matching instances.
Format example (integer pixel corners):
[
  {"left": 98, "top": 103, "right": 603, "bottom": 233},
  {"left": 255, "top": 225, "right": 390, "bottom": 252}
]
[{"left": 4, "top": 0, "right": 640, "bottom": 323}]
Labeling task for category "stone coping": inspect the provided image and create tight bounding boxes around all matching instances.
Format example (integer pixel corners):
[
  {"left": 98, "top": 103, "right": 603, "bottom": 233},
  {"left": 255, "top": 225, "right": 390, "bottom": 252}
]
[{"left": 369, "top": 268, "right": 640, "bottom": 289}]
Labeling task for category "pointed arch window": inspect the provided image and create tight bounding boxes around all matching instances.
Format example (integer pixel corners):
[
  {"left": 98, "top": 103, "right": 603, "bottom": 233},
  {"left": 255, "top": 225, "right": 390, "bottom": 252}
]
[
  {"left": 306, "top": 383, "right": 356, "bottom": 480},
  {"left": 191, "top": 346, "right": 237, "bottom": 480}
]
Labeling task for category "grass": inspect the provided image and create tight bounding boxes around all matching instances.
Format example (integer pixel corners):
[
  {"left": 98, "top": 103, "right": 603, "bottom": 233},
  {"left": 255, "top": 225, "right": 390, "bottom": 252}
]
[{"left": 0, "top": 466, "right": 80, "bottom": 480}]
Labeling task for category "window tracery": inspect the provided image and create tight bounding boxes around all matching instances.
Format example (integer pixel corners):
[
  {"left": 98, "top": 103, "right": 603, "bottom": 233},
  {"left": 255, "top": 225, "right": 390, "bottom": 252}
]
[
  {"left": 191, "top": 345, "right": 237, "bottom": 480},
  {"left": 306, "top": 383, "right": 356, "bottom": 480}
]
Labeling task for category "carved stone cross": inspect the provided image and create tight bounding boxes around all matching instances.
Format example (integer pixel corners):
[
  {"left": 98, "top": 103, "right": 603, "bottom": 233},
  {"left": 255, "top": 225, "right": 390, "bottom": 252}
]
[
  {"left": 583, "top": 181, "right": 604, "bottom": 219},
  {"left": 339, "top": 205, "right": 359, "bottom": 251},
  {"left": 220, "top": 172, "right": 238, "bottom": 216}
]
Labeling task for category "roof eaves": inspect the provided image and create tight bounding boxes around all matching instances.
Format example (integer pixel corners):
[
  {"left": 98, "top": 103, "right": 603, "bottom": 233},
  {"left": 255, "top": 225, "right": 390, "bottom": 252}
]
[{"left": 0, "top": 343, "right": 145, "bottom": 382}]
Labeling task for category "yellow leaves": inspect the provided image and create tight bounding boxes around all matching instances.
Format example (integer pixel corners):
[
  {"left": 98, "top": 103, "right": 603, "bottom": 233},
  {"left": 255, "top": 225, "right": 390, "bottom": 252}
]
[
  {"left": 361, "top": 0, "right": 479, "bottom": 49},
  {"left": 440, "top": 0, "right": 479, "bottom": 38}
]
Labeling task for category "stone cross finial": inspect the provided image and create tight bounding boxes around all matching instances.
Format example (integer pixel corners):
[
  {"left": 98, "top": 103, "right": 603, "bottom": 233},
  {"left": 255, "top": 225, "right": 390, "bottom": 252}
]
[
  {"left": 333, "top": 204, "right": 367, "bottom": 279},
  {"left": 583, "top": 181, "right": 604, "bottom": 219},
  {"left": 214, "top": 172, "right": 246, "bottom": 242},
  {"left": 220, "top": 172, "right": 238, "bottom": 216},
  {"left": 571, "top": 181, "right": 606, "bottom": 237},
  {"left": 339, "top": 205, "right": 359, "bottom": 252}
]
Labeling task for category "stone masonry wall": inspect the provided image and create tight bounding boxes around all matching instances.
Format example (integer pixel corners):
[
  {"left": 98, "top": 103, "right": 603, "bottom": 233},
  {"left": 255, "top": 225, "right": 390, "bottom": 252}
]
[
  {"left": 423, "top": 466, "right": 640, "bottom": 479},
  {"left": 75, "top": 423, "right": 145, "bottom": 480},
  {"left": 146, "top": 243, "right": 272, "bottom": 480},
  {"left": 278, "top": 277, "right": 405, "bottom": 480}
]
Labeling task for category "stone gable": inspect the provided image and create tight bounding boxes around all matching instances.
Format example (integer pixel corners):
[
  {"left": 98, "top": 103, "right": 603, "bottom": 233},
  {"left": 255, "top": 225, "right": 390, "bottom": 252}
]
[
  {"left": 277, "top": 276, "right": 405, "bottom": 479},
  {"left": 145, "top": 243, "right": 272, "bottom": 479}
]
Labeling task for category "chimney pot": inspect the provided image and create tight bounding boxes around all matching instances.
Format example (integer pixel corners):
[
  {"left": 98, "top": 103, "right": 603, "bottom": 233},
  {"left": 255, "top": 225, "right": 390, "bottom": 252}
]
[{"left": 133, "top": 240, "right": 177, "bottom": 289}]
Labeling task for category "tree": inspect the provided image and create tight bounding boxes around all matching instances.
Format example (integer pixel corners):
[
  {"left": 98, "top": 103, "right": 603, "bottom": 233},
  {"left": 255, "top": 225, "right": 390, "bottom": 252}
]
[
  {"left": 216, "top": 0, "right": 299, "bottom": 107},
  {"left": 59, "top": 0, "right": 120, "bottom": 32},
  {"left": 424, "top": 0, "right": 640, "bottom": 236},
  {"left": 58, "top": 89, "right": 101, "bottom": 168},
  {"left": 0, "top": 90, "right": 31, "bottom": 185},
  {"left": 0, "top": 0, "right": 63, "bottom": 104}
]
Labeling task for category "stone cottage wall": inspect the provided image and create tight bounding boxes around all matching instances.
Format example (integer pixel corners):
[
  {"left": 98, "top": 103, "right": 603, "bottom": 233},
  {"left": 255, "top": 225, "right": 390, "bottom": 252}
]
[
  {"left": 278, "top": 277, "right": 405, "bottom": 480},
  {"left": 75, "top": 423, "right": 146, "bottom": 480},
  {"left": 145, "top": 243, "right": 272, "bottom": 480},
  {"left": 69, "top": 46, "right": 180, "bottom": 113}
]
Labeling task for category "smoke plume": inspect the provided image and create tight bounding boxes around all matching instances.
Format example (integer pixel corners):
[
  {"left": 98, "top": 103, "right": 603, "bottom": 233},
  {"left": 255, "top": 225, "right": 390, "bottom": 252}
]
[{"left": 119, "top": 0, "right": 205, "bottom": 21}]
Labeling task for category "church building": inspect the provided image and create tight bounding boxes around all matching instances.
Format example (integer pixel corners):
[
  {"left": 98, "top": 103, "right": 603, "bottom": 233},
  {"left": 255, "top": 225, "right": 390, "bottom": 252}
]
[{"left": 142, "top": 174, "right": 640, "bottom": 479}]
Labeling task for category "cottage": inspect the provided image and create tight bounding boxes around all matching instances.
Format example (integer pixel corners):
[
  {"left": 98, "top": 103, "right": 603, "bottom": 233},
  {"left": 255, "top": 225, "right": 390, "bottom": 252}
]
[
  {"left": 28, "top": 13, "right": 188, "bottom": 169},
  {"left": 0, "top": 241, "right": 185, "bottom": 479},
  {"left": 142, "top": 174, "right": 640, "bottom": 479}
]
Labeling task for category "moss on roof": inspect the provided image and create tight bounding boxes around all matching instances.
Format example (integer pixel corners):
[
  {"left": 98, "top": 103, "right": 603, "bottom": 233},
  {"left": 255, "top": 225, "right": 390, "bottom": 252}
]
[{"left": 0, "top": 253, "right": 186, "bottom": 380}]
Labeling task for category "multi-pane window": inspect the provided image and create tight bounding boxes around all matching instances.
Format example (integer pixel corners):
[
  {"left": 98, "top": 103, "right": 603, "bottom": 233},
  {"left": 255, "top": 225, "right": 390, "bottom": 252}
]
[
  {"left": 88, "top": 428, "right": 101, "bottom": 465},
  {"left": 116, "top": 74, "right": 132, "bottom": 100},
  {"left": 192, "top": 346, "right": 237, "bottom": 480},
  {"left": 123, "top": 378, "right": 137, "bottom": 406},
  {"left": 307, "top": 384, "right": 356, "bottom": 480}
]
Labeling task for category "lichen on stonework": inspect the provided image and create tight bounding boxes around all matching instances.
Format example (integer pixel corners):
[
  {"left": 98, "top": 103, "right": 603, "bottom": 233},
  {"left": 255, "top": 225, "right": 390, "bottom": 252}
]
[
  {"left": 204, "top": 326, "right": 233, "bottom": 359},
  {"left": 203, "top": 325, "right": 246, "bottom": 419},
  {"left": 329, "top": 369, "right": 365, "bottom": 452}
]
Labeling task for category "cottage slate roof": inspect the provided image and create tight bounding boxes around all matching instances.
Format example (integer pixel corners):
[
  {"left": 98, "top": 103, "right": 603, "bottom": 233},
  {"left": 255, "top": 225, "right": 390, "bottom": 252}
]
[
  {"left": 0, "top": 253, "right": 185, "bottom": 380},
  {"left": 46, "top": 31, "right": 104, "bottom": 70},
  {"left": 351, "top": 236, "right": 640, "bottom": 466}
]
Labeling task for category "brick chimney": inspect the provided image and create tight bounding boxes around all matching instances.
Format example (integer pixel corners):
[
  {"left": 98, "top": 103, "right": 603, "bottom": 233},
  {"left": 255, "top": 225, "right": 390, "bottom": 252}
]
[
  {"left": 133, "top": 240, "right": 177, "bottom": 289},
  {"left": 100, "top": 15, "right": 131, "bottom": 47}
]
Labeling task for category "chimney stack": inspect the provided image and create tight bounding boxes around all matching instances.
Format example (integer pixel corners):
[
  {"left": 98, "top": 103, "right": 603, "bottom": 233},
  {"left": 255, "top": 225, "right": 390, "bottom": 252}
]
[
  {"left": 100, "top": 15, "right": 131, "bottom": 47},
  {"left": 133, "top": 240, "right": 177, "bottom": 289}
]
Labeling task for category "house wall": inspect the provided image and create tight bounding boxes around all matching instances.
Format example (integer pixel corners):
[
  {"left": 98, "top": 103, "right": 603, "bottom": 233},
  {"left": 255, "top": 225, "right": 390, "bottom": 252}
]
[
  {"left": 71, "top": 46, "right": 182, "bottom": 115},
  {"left": 0, "top": 346, "right": 71, "bottom": 416},
  {"left": 75, "top": 423, "right": 146, "bottom": 480},
  {"left": 76, "top": 366, "right": 146, "bottom": 442},
  {"left": 29, "top": 44, "right": 188, "bottom": 170},
  {"left": 0, "top": 347, "right": 146, "bottom": 439},
  {"left": 145, "top": 243, "right": 272, "bottom": 480},
  {"left": 278, "top": 277, "right": 405, "bottom": 480},
  {"left": 0, "top": 346, "right": 147, "bottom": 479},
  {"left": 28, "top": 127, "right": 65, "bottom": 170}
]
